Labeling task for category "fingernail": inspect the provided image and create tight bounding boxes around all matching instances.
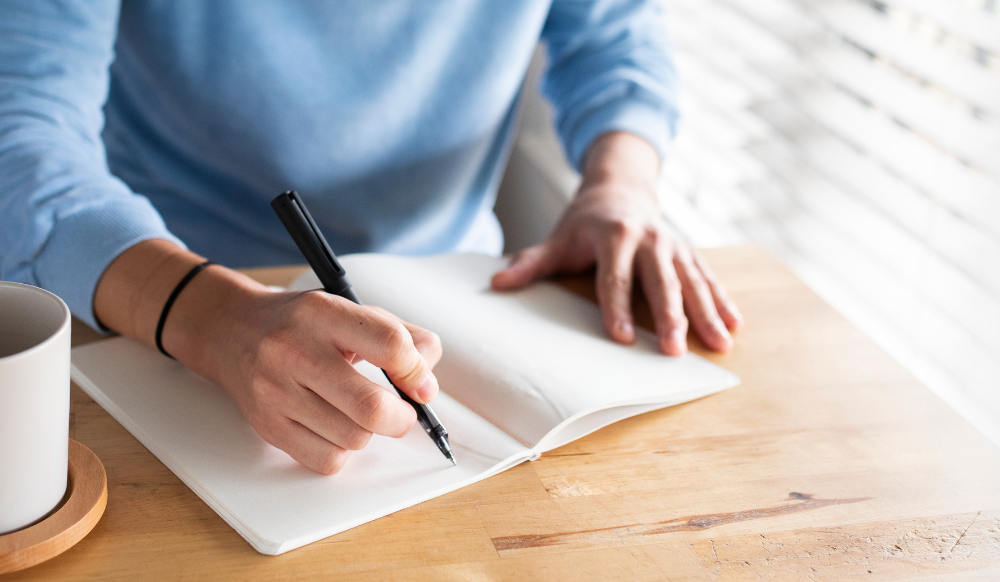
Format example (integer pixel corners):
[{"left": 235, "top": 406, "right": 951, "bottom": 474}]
[{"left": 417, "top": 373, "right": 438, "bottom": 402}]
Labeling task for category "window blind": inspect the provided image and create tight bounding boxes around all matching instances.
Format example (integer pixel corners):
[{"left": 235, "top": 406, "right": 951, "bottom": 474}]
[{"left": 658, "top": 0, "right": 1000, "bottom": 444}]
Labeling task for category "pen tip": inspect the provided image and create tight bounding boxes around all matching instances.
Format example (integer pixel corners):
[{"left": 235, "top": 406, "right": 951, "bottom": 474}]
[{"left": 449, "top": 456, "right": 457, "bottom": 466}]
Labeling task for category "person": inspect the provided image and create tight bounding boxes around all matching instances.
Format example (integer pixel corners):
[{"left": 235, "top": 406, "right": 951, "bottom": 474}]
[{"left": 0, "top": 0, "right": 742, "bottom": 474}]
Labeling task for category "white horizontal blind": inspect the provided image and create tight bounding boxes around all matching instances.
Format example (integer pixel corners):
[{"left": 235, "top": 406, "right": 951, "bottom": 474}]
[{"left": 657, "top": 0, "right": 1000, "bottom": 444}]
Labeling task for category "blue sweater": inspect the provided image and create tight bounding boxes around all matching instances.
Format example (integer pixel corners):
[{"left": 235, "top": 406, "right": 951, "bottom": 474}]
[{"left": 0, "top": 0, "right": 677, "bottom": 329}]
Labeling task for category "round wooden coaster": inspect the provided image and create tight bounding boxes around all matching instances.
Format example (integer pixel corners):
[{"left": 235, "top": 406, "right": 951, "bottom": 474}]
[{"left": 0, "top": 439, "right": 108, "bottom": 574}]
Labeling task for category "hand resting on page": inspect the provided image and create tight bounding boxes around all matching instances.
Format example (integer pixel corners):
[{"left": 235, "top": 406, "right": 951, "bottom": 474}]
[{"left": 492, "top": 131, "right": 743, "bottom": 355}]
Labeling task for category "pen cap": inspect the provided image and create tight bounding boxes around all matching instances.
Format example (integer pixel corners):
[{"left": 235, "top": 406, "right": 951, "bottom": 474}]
[{"left": 271, "top": 191, "right": 352, "bottom": 296}]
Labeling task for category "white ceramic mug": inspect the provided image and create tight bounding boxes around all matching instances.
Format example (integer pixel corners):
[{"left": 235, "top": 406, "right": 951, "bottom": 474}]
[{"left": 0, "top": 282, "right": 71, "bottom": 535}]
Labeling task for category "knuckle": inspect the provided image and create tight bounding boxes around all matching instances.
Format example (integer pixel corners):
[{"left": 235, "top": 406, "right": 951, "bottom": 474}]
[
  {"left": 250, "top": 413, "right": 283, "bottom": 446},
  {"left": 250, "top": 378, "right": 281, "bottom": 408},
  {"left": 601, "top": 272, "right": 632, "bottom": 293},
  {"left": 377, "top": 320, "right": 413, "bottom": 358},
  {"left": 643, "top": 226, "right": 663, "bottom": 247},
  {"left": 356, "top": 388, "right": 392, "bottom": 429},
  {"left": 343, "top": 427, "right": 373, "bottom": 451},
  {"left": 316, "top": 448, "right": 350, "bottom": 475},
  {"left": 606, "top": 218, "right": 638, "bottom": 240},
  {"left": 667, "top": 312, "right": 689, "bottom": 332},
  {"left": 417, "top": 329, "right": 442, "bottom": 354},
  {"left": 303, "top": 289, "right": 332, "bottom": 309},
  {"left": 291, "top": 291, "right": 327, "bottom": 321}
]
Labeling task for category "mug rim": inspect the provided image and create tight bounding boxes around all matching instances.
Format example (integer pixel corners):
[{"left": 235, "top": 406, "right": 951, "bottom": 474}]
[{"left": 0, "top": 281, "right": 71, "bottom": 363}]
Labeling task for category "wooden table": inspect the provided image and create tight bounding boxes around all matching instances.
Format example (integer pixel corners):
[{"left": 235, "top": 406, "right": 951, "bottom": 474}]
[{"left": 6, "top": 245, "right": 999, "bottom": 581}]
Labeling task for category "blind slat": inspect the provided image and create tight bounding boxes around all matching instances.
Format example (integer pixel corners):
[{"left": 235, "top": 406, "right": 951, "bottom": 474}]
[
  {"left": 670, "top": 0, "right": 1000, "bottom": 231},
  {"left": 803, "top": 0, "right": 1000, "bottom": 116},
  {"left": 883, "top": 0, "right": 1000, "bottom": 54},
  {"left": 752, "top": 98, "right": 1000, "bottom": 268},
  {"left": 808, "top": 47, "right": 1000, "bottom": 179},
  {"left": 782, "top": 87, "right": 1000, "bottom": 235},
  {"left": 745, "top": 116, "right": 1000, "bottom": 357}
]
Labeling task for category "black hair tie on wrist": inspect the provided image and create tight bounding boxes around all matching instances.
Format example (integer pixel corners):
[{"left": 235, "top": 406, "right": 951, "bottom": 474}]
[{"left": 155, "top": 260, "right": 215, "bottom": 359}]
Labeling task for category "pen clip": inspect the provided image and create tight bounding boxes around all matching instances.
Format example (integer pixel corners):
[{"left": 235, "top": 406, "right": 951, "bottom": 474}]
[
  {"left": 271, "top": 191, "right": 351, "bottom": 295},
  {"left": 283, "top": 191, "right": 345, "bottom": 275}
]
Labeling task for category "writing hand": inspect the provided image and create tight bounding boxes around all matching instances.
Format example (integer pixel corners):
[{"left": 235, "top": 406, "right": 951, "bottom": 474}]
[
  {"left": 491, "top": 131, "right": 742, "bottom": 355},
  {"left": 215, "top": 291, "right": 442, "bottom": 474},
  {"left": 94, "top": 239, "right": 442, "bottom": 474}
]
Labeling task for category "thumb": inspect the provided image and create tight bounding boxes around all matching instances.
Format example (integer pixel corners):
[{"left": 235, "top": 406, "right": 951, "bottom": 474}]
[{"left": 491, "top": 243, "right": 557, "bottom": 290}]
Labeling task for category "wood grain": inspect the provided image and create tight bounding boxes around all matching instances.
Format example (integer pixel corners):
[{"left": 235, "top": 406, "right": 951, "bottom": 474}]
[
  {"left": 5, "top": 245, "right": 999, "bottom": 580},
  {"left": 490, "top": 492, "right": 875, "bottom": 553},
  {"left": 0, "top": 440, "right": 107, "bottom": 575}
]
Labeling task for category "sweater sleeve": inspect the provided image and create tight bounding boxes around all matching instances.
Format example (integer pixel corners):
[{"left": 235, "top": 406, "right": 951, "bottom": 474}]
[
  {"left": 540, "top": 0, "right": 679, "bottom": 171},
  {"left": 0, "top": 0, "right": 183, "bottom": 330}
]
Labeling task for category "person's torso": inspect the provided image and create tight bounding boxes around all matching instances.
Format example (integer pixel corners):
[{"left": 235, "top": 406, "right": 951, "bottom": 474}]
[{"left": 104, "top": 0, "right": 551, "bottom": 265}]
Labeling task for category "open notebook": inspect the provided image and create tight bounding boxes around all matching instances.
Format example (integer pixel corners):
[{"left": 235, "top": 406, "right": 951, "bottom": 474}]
[{"left": 71, "top": 253, "right": 739, "bottom": 555}]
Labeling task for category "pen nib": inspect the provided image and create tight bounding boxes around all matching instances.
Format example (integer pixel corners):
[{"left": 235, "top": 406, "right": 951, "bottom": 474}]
[{"left": 430, "top": 427, "right": 457, "bottom": 466}]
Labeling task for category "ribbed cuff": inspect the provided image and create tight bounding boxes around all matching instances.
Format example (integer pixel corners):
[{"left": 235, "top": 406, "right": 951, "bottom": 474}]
[{"left": 33, "top": 193, "right": 185, "bottom": 331}]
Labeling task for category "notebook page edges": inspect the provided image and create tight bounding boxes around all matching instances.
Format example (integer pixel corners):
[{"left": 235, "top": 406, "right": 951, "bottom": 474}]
[
  {"left": 70, "top": 337, "right": 530, "bottom": 555},
  {"left": 531, "top": 384, "right": 736, "bottom": 455},
  {"left": 293, "top": 254, "right": 740, "bottom": 450}
]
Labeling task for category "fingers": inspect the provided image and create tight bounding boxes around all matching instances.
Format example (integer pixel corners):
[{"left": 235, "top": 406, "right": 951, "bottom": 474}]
[
  {"left": 692, "top": 251, "right": 743, "bottom": 331},
  {"left": 251, "top": 367, "right": 410, "bottom": 475},
  {"left": 304, "top": 293, "right": 439, "bottom": 404},
  {"left": 285, "top": 384, "right": 374, "bottom": 451},
  {"left": 297, "top": 355, "right": 417, "bottom": 438},
  {"left": 251, "top": 333, "right": 418, "bottom": 440},
  {"left": 635, "top": 241, "right": 688, "bottom": 356},
  {"left": 234, "top": 290, "right": 446, "bottom": 476},
  {"left": 491, "top": 243, "right": 557, "bottom": 290},
  {"left": 674, "top": 249, "right": 734, "bottom": 352},
  {"left": 368, "top": 306, "right": 443, "bottom": 368},
  {"left": 255, "top": 415, "right": 352, "bottom": 475},
  {"left": 595, "top": 225, "right": 642, "bottom": 344},
  {"left": 406, "top": 324, "right": 443, "bottom": 368}
]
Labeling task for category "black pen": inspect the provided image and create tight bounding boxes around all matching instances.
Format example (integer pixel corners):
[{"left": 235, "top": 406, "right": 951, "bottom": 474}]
[{"left": 271, "top": 191, "right": 456, "bottom": 466}]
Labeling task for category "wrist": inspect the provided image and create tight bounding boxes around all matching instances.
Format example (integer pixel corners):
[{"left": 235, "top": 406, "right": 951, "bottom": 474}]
[
  {"left": 93, "top": 238, "right": 272, "bottom": 388},
  {"left": 581, "top": 131, "right": 661, "bottom": 195},
  {"left": 94, "top": 239, "right": 207, "bottom": 342},
  {"left": 161, "top": 265, "right": 271, "bottom": 386}
]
